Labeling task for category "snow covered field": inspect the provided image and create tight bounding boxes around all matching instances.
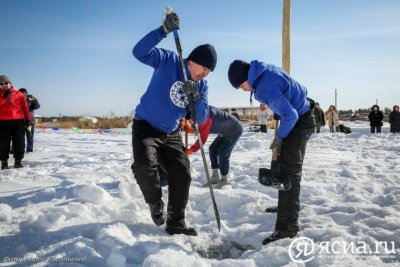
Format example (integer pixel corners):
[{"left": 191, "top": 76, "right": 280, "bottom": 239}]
[{"left": 0, "top": 121, "right": 399, "bottom": 267}]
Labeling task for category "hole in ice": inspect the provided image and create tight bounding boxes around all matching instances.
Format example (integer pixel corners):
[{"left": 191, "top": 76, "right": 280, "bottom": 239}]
[{"left": 196, "top": 240, "right": 255, "bottom": 259}]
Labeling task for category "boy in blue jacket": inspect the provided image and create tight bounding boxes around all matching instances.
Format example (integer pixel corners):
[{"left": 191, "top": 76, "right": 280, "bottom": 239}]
[
  {"left": 228, "top": 60, "right": 315, "bottom": 244},
  {"left": 131, "top": 10, "right": 217, "bottom": 236}
]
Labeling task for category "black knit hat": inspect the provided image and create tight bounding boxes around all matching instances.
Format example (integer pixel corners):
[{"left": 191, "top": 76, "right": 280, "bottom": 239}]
[
  {"left": 0, "top": 75, "right": 12, "bottom": 84},
  {"left": 19, "top": 88, "right": 28, "bottom": 94},
  {"left": 188, "top": 44, "right": 217, "bottom": 71},
  {"left": 228, "top": 60, "right": 250, "bottom": 89}
]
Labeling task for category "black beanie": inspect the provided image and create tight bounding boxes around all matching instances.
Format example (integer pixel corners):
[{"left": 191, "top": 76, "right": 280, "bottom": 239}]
[
  {"left": 187, "top": 44, "right": 217, "bottom": 71},
  {"left": 228, "top": 60, "right": 250, "bottom": 89},
  {"left": 19, "top": 88, "right": 28, "bottom": 94}
]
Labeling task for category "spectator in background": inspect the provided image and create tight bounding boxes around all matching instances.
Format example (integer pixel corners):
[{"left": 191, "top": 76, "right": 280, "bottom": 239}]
[
  {"left": 326, "top": 105, "right": 339, "bottom": 133},
  {"left": 18, "top": 88, "right": 40, "bottom": 152},
  {"left": 313, "top": 102, "right": 325, "bottom": 133},
  {"left": 0, "top": 75, "right": 31, "bottom": 170},
  {"left": 389, "top": 105, "right": 400, "bottom": 133},
  {"left": 257, "top": 104, "right": 270, "bottom": 133},
  {"left": 368, "top": 105, "right": 384, "bottom": 133},
  {"left": 187, "top": 106, "right": 243, "bottom": 187},
  {"left": 231, "top": 108, "right": 241, "bottom": 121}
]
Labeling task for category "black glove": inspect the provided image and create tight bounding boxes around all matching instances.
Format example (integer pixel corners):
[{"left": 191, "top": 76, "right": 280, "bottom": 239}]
[
  {"left": 162, "top": 12, "right": 180, "bottom": 34},
  {"left": 25, "top": 120, "right": 32, "bottom": 128},
  {"left": 273, "top": 113, "right": 281, "bottom": 121},
  {"left": 182, "top": 80, "right": 200, "bottom": 102}
]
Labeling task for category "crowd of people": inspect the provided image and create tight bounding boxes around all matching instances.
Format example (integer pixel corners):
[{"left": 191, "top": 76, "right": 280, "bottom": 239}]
[
  {"left": 312, "top": 103, "right": 400, "bottom": 134},
  {"left": 252, "top": 102, "right": 399, "bottom": 135}
]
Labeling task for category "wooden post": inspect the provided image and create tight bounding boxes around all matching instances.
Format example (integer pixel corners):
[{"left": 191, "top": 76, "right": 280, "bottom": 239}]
[
  {"left": 282, "top": 0, "right": 291, "bottom": 74},
  {"left": 272, "top": 0, "right": 291, "bottom": 161}
]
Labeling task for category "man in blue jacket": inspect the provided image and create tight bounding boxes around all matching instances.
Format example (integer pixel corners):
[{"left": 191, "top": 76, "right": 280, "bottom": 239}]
[
  {"left": 228, "top": 60, "right": 315, "bottom": 244},
  {"left": 18, "top": 88, "right": 40, "bottom": 152},
  {"left": 131, "top": 10, "right": 217, "bottom": 236}
]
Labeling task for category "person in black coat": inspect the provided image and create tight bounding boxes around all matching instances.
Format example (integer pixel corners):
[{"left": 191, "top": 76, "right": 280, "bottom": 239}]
[
  {"left": 389, "top": 105, "right": 400, "bottom": 133},
  {"left": 368, "top": 105, "right": 384, "bottom": 133},
  {"left": 313, "top": 102, "right": 325, "bottom": 133},
  {"left": 18, "top": 88, "right": 40, "bottom": 152},
  {"left": 231, "top": 108, "right": 241, "bottom": 121}
]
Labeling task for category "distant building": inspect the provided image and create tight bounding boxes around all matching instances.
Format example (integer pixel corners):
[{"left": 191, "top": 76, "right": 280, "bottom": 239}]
[
  {"left": 219, "top": 106, "right": 275, "bottom": 128},
  {"left": 35, "top": 114, "right": 43, "bottom": 124},
  {"left": 218, "top": 106, "right": 259, "bottom": 121}
]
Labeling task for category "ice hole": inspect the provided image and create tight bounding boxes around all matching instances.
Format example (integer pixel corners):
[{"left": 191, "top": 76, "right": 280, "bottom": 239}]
[{"left": 197, "top": 240, "right": 255, "bottom": 260}]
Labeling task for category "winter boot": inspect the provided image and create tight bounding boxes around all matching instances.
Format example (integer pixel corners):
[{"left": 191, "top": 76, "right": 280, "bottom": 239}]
[
  {"left": 220, "top": 174, "right": 229, "bottom": 184},
  {"left": 166, "top": 224, "right": 198, "bottom": 236},
  {"left": 262, "top": 230, "right": 297, "bottom": 245},
  {"left": 1, "top": 161, "right": 8, "bottom": 170},
  {"left": 215, "top": 174, "right": 229, "bottom": 189},
  {"left": 149, "top": 200, "right": 166, "bottom": 226},
  {"left": 14, "top": 160, "right": 24, "bottom": 169},
  {"left": 210, "top": 169, "right": 220, "bottom": 184}
]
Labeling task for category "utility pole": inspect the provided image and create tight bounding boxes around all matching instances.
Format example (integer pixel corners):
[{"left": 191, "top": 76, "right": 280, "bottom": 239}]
[
  {"left": 272, "top": 0, "right": 290, "bottom": 162},
  {"left": 335, "top": 89, "right": 337, "bottom": 108},
  {"left": 282, "top": 0, "right": 291, "bottom": 74}
]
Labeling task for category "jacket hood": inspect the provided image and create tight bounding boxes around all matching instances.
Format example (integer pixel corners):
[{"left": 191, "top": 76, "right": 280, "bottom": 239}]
[
  {"left": 371, "top": 105, "right": 380, "bottom": 111},
  {"left": 394, "top": 105, "right": 399, "bottom": 111},
  {"left": 248, "top": 60, "right": 269, "bottom": 89}
]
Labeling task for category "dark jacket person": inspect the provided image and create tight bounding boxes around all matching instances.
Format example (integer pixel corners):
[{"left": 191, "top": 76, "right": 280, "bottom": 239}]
[{"left": 368, "top": 105, "right": 384, "bottom": 133}]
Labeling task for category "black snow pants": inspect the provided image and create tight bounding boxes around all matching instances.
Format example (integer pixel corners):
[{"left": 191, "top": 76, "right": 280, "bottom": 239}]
[
  {"left": 275, "top": 109, "right": 315, "bottom": 233},
  {"left": 0, "top": 119, "right": 26, "bottom": 161},
  {"left": 132, "top": 119, "right": 191, "bottom": 227}
]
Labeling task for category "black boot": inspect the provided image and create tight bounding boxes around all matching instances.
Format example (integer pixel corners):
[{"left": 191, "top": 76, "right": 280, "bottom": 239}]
[
  {"left": 14, "top": 160, "right": 24, "bottom": 168},
  {"left": 265, "top": 206, "right": 278, "bottom": 213},
  {"left": 1, "top": 161, "right": 8, "bottom": 170},
  {"left": 166, "top": 224, "right": 197, "bottom": 236},
  {"left": 262, "top": 230, "right": 297, "bottom": 245},
  {"left": 149, "top": 200, "right": 166, "bottom": 226}
]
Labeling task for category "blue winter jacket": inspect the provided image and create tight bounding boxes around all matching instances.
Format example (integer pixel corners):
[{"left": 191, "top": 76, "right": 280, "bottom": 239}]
[
  {"left": 208, "top": 106, "right": 243, "bottom": 137},
  {"left": 27, "top": 97, "right": 40, "bottom": 125},
  {"left": 132, "top": 27, "right": 209, "bottom": 133},
  {"left": 248, "top": 60, "right": 310, "bottom": 139},
  {"left": 190, "top": 106, "right": 243, "bottom": 153}
]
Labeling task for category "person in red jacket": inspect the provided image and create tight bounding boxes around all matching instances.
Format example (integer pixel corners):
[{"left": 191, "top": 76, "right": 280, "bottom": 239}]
[
  {"left": 0, "top": 75, "right": 31, "bottom": 169},
  {"left": 187, "top": 106, "right": 243, "bottom": 187}
]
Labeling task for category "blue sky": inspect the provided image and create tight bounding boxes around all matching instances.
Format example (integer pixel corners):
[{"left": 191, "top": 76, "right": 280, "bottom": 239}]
[{"left": 2, "top": 0, "right": 400, "bottom": 116}]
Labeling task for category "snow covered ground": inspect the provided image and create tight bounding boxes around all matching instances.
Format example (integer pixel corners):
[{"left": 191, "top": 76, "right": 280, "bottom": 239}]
[{"left": 0, "top": 121, "right": 399, "bottom": 267}]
